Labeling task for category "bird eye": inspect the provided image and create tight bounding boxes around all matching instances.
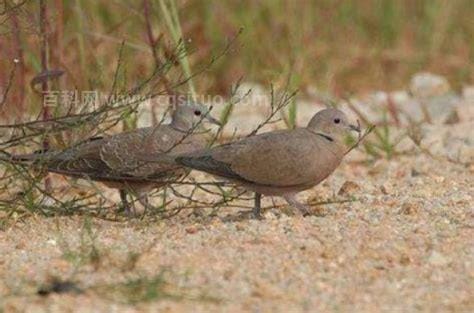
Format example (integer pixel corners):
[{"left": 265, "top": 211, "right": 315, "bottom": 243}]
[
  {"left": 334, "top": 118, "right": 341, "bottom": 124},
  {"left": 194, "top": 110, "right": 201, "bottom": 116}
]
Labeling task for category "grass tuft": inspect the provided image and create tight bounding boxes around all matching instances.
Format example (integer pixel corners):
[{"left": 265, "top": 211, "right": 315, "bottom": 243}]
[{"left": 95, "top": 272, "right": 222, "bottom": 304}]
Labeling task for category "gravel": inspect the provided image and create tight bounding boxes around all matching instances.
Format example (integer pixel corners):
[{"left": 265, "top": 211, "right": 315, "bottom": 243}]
[{"left": 1, "top": 153, "right": 472, "bottom": 312}]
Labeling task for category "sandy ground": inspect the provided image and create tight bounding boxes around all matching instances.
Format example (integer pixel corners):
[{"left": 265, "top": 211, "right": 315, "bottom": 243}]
[{"left": 0, "top": 153, "right": 473, "bottom": 312}]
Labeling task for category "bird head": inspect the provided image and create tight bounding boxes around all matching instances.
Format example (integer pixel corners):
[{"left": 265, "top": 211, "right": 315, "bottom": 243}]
[
  {"left": 306, "top": 108, "right": 360, "bottom": 143},
  {"left": 171, "top": 101, "right": 221, "bottom": 131}
]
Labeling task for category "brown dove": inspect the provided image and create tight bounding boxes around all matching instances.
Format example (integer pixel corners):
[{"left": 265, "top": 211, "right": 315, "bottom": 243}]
[
  {"left": 5, "top": 101, "right": 220, "bottom": 214},
  {"left": 175, "top": 108, "right": 360, "bottom": 218}
]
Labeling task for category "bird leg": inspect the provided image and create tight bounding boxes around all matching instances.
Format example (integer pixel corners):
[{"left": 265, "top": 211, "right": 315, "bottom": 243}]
[
  {"left": 252, "top": 193, "right": 263, "bottom": 219},
  {"left": 137, "top": 193, "right": 151, "bottom": 214},
  {"left": 119, "top": 189, "right": 132, "bottom": 215},
  {"left": 283, "top": 194, "right": 311, "bottom": 216}
]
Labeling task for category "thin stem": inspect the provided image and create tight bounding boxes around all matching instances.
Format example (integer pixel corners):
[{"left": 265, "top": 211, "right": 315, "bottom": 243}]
[
  {"left": 39, "top": 0, "right": 51, "bottom": 192},
  {"left": 10, "top": 6, "right": 25, "bottom": 115},
  {"left": 158, "top": 0, "right": 196, "bottom": 98}
]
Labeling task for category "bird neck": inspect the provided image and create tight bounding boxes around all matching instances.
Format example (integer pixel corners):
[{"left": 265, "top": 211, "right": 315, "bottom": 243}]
[
  {"left": 170, "top": 112, "right": 194, "bottom": 132},
  {"left": 315, "top": 132, "right": 334, "bottom": 142},
  {"left": 306, "top": 128, "right": 347, "bottom": 156},
  {"left": 170, "top": 114, "right": 208, "bottom": 138},
  {"left": 305, "top": 127, "right": 334, "bottom": 142}
]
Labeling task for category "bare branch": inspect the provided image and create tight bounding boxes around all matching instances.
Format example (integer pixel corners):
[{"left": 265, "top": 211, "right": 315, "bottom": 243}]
[{"left": 0, "top": 59, "right": 17, "bottom": 109}]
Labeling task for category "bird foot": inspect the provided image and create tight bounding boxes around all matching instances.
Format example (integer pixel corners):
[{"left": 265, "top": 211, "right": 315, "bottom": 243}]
[
  {"left": 283, "top": 195, "right": 312, "bottom": 217},
  {"left": 291, "top": 206, "right": 310, "bottom": 217},
  {"left": 118, "top": 190, "right": 136, "bottom": 217},
  {"left": 251, "top": 193, "right": 264, "bottom": 220},
  {"left": 118, "top": 204, "right": 135, "bottom": 216},
  {"left": 230, "top": 209, "right": 264, "bottom": 221},
  {"left": 251, "top": 207, "right": 264, "bottom": 220},
  {"left": 252, "top": 210, "right": 264, "bottom": 220}
]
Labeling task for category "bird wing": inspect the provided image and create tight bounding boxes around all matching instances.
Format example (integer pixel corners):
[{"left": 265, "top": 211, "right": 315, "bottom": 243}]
[
  {"left": 100, "top": 126, "right": 205, "bottom": 178},
  {"left": 42, "top": 137, "right": 113, "bottom": 179},
  {"left": 12, "top": 126, "right": 205, "bottom": 182},
  {"left": 177, "top": 129, "right": 342, "bottom": 187}
]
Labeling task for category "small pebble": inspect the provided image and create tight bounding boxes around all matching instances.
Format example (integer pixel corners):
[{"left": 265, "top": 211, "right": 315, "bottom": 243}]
[{"left": 338, "top": 181, "right": 360, "bottom": 196}]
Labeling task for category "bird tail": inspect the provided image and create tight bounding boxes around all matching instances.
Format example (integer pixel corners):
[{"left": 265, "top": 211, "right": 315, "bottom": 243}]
[
  {"left": 175, "top": 151, "right": 245, "bottom": 181},
  {"left": 0, "top": 149, "right": 55, "bottom": 164}
]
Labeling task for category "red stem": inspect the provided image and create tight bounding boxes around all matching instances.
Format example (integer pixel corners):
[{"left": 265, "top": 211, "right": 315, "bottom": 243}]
[
  {"left": 40, "top": 0, "right": 52, "bottom": 191},
  {"left": 11, "top": 9, "right": 25, "bottom": 116}
]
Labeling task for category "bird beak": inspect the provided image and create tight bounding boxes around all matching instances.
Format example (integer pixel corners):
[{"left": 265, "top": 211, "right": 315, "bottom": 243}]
[
  {"left": 205, "top": 114, "right": 222, "bottom": 126},
  {"left": 348, "top": 124, "right": 361, "bottom": 133}
]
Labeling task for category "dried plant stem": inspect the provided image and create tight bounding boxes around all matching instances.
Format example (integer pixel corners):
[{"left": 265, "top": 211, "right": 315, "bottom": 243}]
[
  {"left": 247, "top": 85, "right": 297, "bottom": 137},
  {"left": 345, "top": 98, "right": 386, "bottom": 144},
  {"left": 158, "top": 0, "right": 196, "bottom": 98},
  {"left": 74, "top": 0, "right": 87, "bottom": 80},
  {"left": 0, "top": 61, "right": 17, "bottom": 111},
  {"left": 143, "top": 0, "right": 176, "bottom": 122},
  {"left": 0, "top": 15, "right": 244, "bottom": 218},
  {"left": 344, "top": 124, "right": 376, "bottom": 156},
  {"left": 0, "top": 0, "right": 28, "bottom": 15},
  {"left": 386, "top": 94, "right": 400, "bottom": 126},
  {"left": 143, "top": 0, "right": 159, "bottom": 63},
  {"left": 53, "top": 0, "right": 64, "bottom": 78},
  {"left": 10, "top": 6, "right": 25, "bottom": 115},
  {"left": 39, "top": 0, "right": 51, "bottom": 192}
]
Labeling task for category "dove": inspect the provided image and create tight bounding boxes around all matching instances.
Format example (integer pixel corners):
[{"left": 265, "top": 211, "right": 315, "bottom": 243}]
[
  {"left": 4, "top": 101, "right": 220, "bottom": 214},
  {"left": 175, "top": 108, "right": 360, "bottom": 218}
]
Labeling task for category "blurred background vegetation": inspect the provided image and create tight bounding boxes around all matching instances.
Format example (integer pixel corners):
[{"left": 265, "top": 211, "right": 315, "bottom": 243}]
[{"left": 0, "top": 0, "right": 473, "bottom": 118}]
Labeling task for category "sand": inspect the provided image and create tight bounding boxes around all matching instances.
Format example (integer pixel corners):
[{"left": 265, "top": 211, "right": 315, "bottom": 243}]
[{"left": 1, "top": 153, "right": 472, "bottom": 312}]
